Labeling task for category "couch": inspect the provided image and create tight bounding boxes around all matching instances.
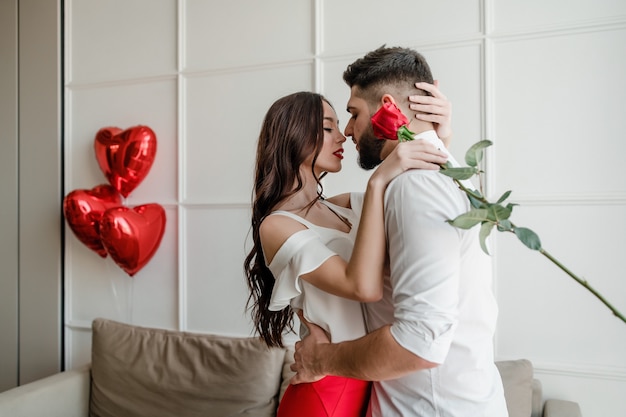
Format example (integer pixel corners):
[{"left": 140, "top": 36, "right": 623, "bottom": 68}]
[{"left": 0, "top": 318, "right": 582, "bottom": 417}]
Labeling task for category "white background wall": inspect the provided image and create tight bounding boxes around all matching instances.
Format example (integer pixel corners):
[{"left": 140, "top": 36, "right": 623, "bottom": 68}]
[{"left": 62, "top": 0, "right": 626, "bottom": 414}]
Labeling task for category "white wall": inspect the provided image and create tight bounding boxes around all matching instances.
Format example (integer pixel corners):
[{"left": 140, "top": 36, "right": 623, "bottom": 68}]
[{"left": 63, "top": 0, "right": 626, "bottom": 414}]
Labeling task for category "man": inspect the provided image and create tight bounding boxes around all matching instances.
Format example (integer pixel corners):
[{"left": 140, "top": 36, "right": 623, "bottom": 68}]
[{"left": 291, "top": 46, "right": 508, "bottom": 417}]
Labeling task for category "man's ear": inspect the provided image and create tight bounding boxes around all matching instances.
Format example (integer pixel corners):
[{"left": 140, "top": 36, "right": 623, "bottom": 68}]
[{"left": 381, "top": 94, "right": 397, "bottom": 106}]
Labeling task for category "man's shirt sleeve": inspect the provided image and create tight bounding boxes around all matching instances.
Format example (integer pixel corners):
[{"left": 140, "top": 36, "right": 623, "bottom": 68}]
[{"left": 385, "top": 170, "right": 468, "bottom": 364}]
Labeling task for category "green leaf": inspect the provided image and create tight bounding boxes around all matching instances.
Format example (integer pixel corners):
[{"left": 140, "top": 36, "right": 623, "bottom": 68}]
[
  {"left": 514, "top": 227, "right": 542, "bottom": 250},
  {"left": 497, "top": 219, "right": 513, "bottom": 232},
  {"left": 479, "top": 222, "right": 495, "bottom": 255},
  {"left": 465, "top": 140, "right": 493, "bottom": 167},
  {"left": 506, "top": 202, "right": 518, "bottom": 212},
  {"left": 465, "top": 188, "right": 486, "bottom": 208},
  {"left": 468, "top": 193, "right": 486, "bottom": 209},
  {"left": 439, "top": 167, "right": 477, "bottom": 180},
  {"left": 496, "top": 190, "right": 512, "bottom": 204},
  {"left": 446, "top": 209, "right": 489, "bottom": 229},
  {"left": 466, "top": 188, "right": 483, "bottom": 199},
  {"left": 487, "top": 204, "right": 512, "bottom": 222}
]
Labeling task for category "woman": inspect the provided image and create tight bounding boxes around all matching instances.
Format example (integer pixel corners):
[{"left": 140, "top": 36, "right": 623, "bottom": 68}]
[{"left": 244, "top": 90, "right": 449, "bottom": 417}]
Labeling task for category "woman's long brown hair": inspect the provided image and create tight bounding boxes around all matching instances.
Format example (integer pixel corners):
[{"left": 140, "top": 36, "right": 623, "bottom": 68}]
[{"left": 244, "top": 92, "right": 329, "bottom": 347}]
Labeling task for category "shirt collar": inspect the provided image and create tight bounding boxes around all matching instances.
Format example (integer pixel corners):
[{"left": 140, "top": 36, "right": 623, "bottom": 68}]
[
  {"left": 412, "top": 129, "right": 463, "bottom": 170},
  {"left": 412, "top": 129, "right": 446, "bottom": 150}
]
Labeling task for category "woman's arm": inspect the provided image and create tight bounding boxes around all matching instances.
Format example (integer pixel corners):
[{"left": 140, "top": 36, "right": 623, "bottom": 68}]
[{"left": 299, "top": 140, "right": 447, "bottom": 302}]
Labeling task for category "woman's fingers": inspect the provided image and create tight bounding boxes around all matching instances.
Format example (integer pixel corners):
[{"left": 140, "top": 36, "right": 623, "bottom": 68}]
[
  {"left": 394, "top": 140, "right": 448, "bottom": 170},
  {"left": 409, "top": 81, "right": 452, "bottom": 142}
]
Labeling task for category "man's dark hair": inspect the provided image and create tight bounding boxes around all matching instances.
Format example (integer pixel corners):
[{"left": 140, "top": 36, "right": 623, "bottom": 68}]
[{"left": 343, "top": 45, "right": 434, "bottom": 107}]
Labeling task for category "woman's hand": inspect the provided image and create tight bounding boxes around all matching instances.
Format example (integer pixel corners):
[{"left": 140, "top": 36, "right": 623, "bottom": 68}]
[
  {"left": 409, "top": 80, "right": 452, "bottom": 146},
  {"left": 369, "top": 139, "right": 448, "bottom": 188}
]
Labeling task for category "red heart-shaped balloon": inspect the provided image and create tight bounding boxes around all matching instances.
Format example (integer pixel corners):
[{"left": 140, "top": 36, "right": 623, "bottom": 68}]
[
  {"left": 99, "top": 204, "right": 166, "bottom": 277},
  {"left": 94, "top": 125, "right": 157, "bottom": 197},
  {"left": 63, "top": 184, "right": 122, "bottom": 258}
]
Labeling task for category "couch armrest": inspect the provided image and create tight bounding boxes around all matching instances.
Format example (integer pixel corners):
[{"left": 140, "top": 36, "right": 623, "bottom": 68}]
[
  {"left": 543, "top": 399, "right": 583, "bottom": 417},
  {"left": 0, "top": 365, "right": 90, "bottom": 417}
]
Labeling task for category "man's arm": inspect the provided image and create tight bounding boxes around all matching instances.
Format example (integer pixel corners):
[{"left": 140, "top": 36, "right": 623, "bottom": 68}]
[{"left": 291, "top": 312, "right": 437, "bottom": 384}]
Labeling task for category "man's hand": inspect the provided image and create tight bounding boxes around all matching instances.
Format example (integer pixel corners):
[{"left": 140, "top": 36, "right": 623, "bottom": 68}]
[
  {"left": 290, "top": 311, "right": 330, "bottom": 384},
  {"left": 409, "top": 80, "right": 452, "bottom": 146}
]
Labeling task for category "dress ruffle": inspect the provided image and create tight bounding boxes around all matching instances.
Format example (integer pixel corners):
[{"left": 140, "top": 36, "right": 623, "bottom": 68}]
[{"left": 267, "top": 229, "right": 336, "bottom": 311}]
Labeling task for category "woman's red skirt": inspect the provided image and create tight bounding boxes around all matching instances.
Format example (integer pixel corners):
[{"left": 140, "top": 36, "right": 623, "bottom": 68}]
[{"left": 277, "top": 376, "right": 371, "bottom": 417}]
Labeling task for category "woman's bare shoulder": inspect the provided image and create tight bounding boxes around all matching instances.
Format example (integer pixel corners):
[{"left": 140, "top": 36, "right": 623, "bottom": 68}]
[{"left": 259, "top": 213, "right": 307, "bottom": 264}]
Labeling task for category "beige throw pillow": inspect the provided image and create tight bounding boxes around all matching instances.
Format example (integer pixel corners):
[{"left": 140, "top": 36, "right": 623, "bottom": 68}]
[{"left": 89, "top": 318, "right": 286, "bottom": 417}]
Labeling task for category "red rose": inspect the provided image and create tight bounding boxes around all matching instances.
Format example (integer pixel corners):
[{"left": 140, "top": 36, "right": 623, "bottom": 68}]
[{"left": 370, "top": 101, "right": 415, "bottom": 142}]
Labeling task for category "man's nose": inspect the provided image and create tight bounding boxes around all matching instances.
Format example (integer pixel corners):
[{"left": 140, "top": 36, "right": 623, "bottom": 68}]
[{"left": 344, "top": 122, "right": 354, "bottom": 142}]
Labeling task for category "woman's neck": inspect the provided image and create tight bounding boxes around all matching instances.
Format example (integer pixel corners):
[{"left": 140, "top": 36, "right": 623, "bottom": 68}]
[
  {"left": 278, "top": 186, "right": 319, "bottom": 212},
  {"left": 277, "top": 166, "right": 323, "bottom": 211}
]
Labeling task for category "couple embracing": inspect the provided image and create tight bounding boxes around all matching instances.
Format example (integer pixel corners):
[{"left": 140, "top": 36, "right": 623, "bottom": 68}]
[{"left": 245, "top": 45, "right": 508, "bottom": 417}]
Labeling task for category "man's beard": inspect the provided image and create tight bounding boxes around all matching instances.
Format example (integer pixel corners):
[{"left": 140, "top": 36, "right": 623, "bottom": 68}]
[{"left": 357, "top": 126, "right": 385, "bottom": 170}]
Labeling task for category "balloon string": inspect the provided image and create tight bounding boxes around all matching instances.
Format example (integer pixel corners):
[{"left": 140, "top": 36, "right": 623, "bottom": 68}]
[
  {"left": 105, "top": 259, "right": 134, "bottom": 323},
  {"left": 107, "top": 260, "right": 125, "bottom": 320},
  {"left": 128, "top": 277, "right": 134, "bottom": 323}
]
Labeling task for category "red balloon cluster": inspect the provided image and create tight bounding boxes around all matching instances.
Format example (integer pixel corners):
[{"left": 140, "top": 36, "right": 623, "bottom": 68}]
[{"left": 63, "top": 125, "right": 166, "bottom": 277}]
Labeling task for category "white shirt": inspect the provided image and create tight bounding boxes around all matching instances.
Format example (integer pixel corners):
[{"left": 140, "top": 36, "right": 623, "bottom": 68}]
[
  {"left": 265, "top": 202, "right": 366, "bottom": 343},
  {"left": 354, "top": 130, "right": 508, "bottom": 417}
]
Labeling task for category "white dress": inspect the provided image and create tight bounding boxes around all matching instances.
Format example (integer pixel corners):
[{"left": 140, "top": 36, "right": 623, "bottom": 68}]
[{"left": 265, "top": 200, "right": 366, "bottom": 343}]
